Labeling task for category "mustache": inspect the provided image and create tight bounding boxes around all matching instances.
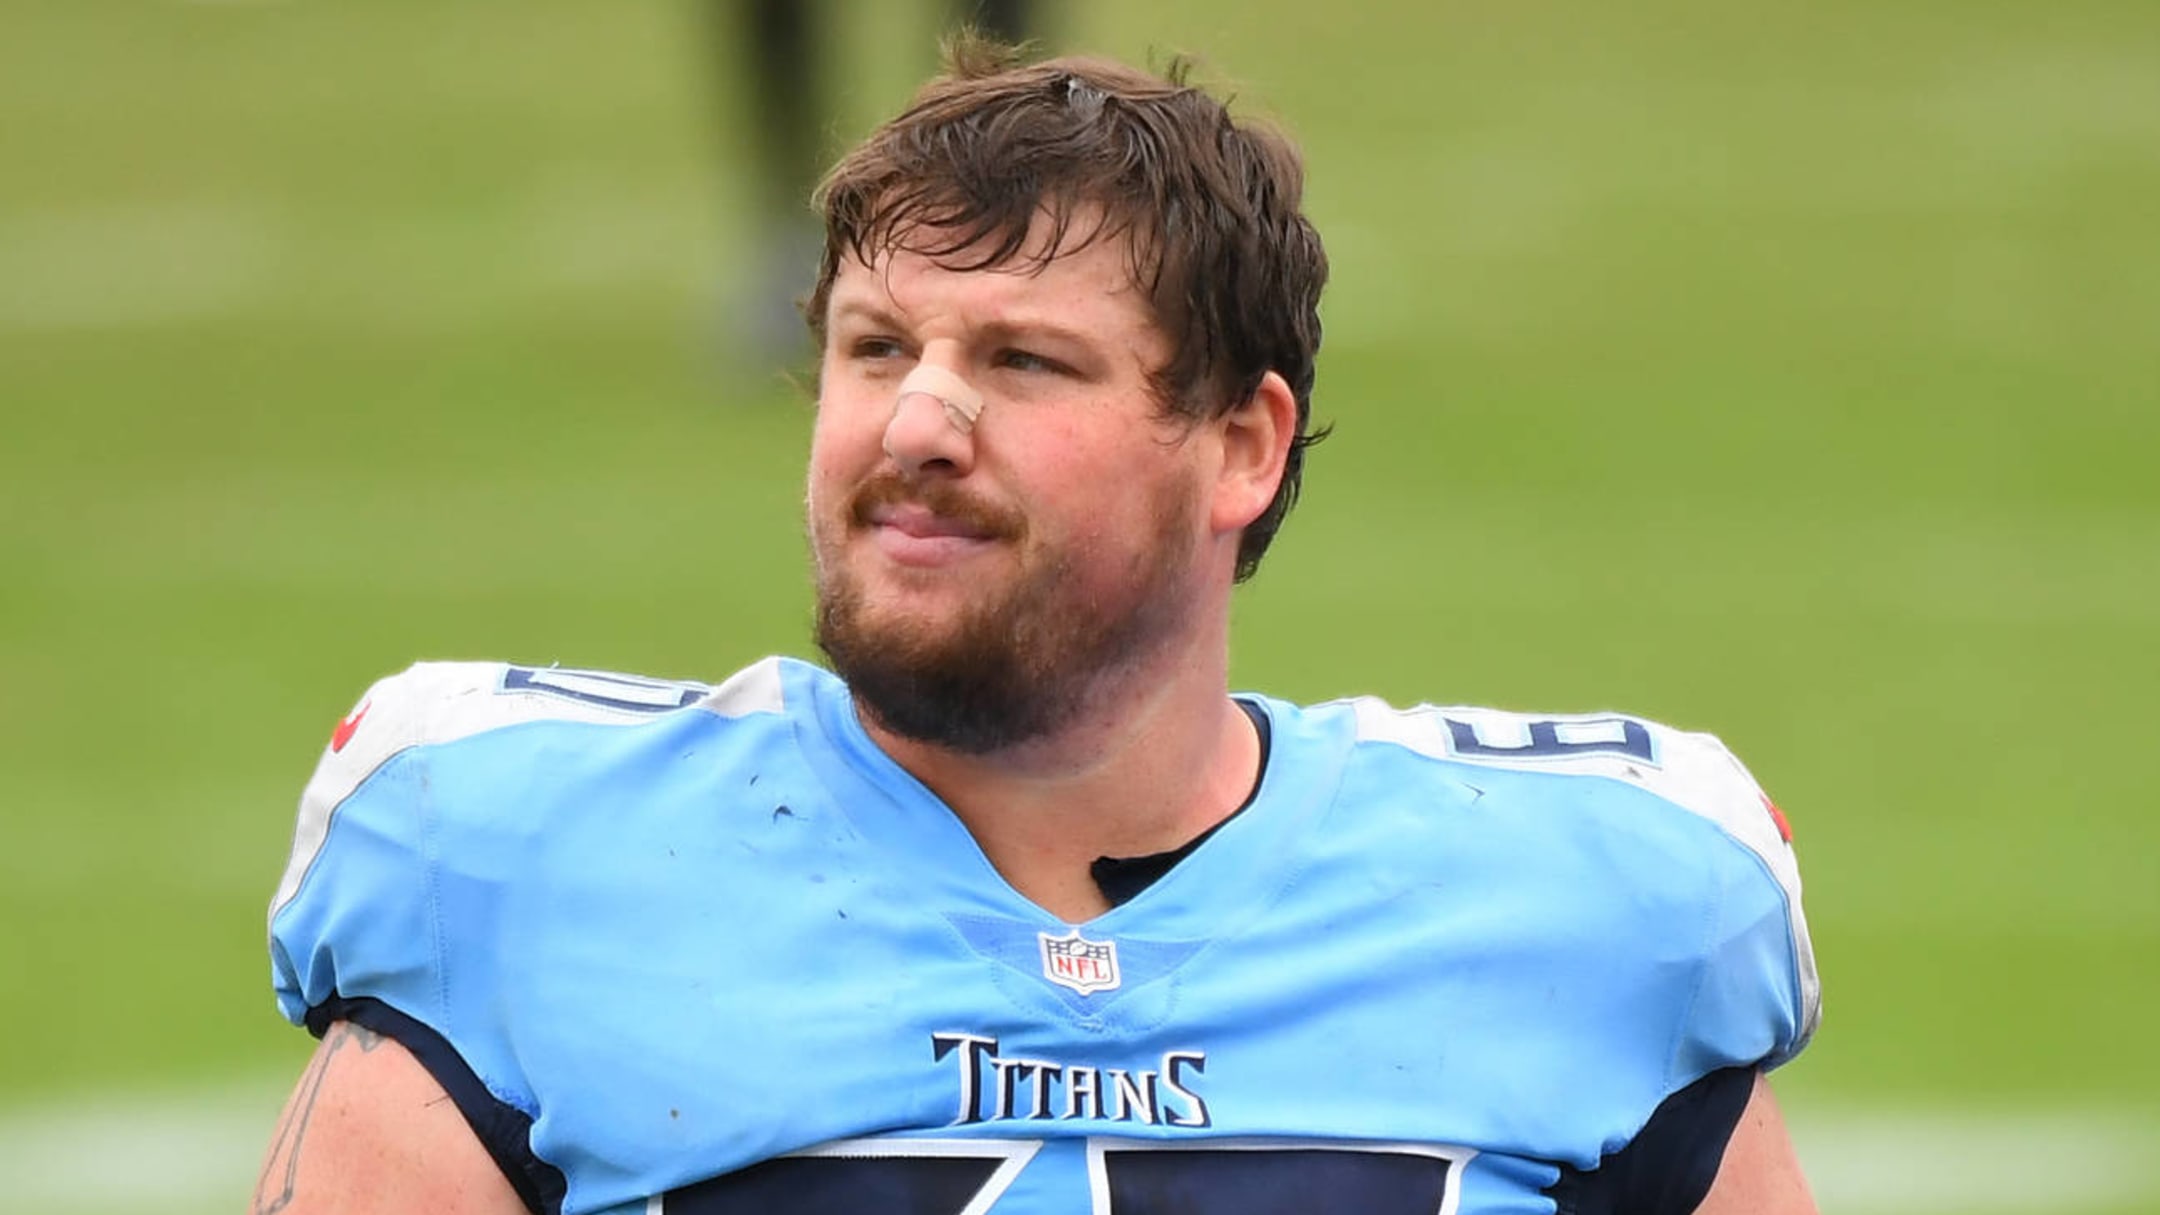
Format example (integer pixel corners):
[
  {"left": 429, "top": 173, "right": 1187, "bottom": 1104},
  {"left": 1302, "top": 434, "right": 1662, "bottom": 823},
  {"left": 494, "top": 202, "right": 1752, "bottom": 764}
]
[{"left": 847, "top": 472, "right": 1026, "bottom": 542}]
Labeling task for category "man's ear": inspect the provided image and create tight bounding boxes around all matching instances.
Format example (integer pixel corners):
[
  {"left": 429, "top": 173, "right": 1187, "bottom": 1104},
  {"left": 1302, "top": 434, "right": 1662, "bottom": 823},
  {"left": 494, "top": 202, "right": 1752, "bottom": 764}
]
[{"left": 1210, "top": 370, "right": 1298, "bottom": 535}]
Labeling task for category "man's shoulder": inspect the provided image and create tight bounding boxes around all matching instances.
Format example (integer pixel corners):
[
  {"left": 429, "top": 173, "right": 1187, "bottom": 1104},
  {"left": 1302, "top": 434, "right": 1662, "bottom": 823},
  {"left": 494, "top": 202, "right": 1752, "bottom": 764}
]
[
  {"left": 1309, "top": 693, "right": 1821, "bottom": 1065},
  {"left": 270, "top": 657, "right": 816, "bottom": 919}
]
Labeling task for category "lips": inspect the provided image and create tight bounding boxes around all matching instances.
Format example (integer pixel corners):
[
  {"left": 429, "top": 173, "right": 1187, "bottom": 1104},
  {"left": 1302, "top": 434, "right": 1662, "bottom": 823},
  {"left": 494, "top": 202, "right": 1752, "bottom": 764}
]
[
  {"left": 863, "top": 504, "right": 1004, "bottom": 567},
  {"left": 847, "top": 473, "right": 1022, "bottom": 545},
  {"left": 847, "top": 477, "right": 1021, "bottom": 569},
  {"left": 867, "top": 502, "right": 996, "bottom": 541}
]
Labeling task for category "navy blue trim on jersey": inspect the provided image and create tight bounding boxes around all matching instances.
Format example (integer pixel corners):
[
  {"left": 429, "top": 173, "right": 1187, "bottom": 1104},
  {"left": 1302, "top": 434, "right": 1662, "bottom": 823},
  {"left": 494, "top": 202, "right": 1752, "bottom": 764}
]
[
  {"left": 1544, "top": 1066, "right": 1755, "bottom": 1215},
  {"left": 666, "top": 1152, "right": 1007, "bottom": 1213},
  {"left": 1103, "top": 1144, "right": 1452, "bottom": 1213},
  {"left": 305, "top": 995, "right": 565, "bottom": 1215}
]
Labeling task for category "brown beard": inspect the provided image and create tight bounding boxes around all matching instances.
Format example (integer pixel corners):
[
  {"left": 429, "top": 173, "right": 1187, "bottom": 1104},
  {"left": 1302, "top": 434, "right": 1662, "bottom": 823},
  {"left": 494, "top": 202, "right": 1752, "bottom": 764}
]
[{"left": 813, "top": 470, "right": 1199, "bottom": 754}]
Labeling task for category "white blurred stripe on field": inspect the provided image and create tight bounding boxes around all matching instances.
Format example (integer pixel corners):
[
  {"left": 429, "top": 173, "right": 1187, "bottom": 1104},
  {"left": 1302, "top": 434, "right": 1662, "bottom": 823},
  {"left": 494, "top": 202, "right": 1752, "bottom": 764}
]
[
  {"left": 0, "top": 1082, "right": 2154, "bottom": 1215},
  {"left": 0, "top": 1079, "right": 286, "bottom": 1212},
  {"left": 1795, "top": 1105, "right": 2160, "bottom": 1213}
]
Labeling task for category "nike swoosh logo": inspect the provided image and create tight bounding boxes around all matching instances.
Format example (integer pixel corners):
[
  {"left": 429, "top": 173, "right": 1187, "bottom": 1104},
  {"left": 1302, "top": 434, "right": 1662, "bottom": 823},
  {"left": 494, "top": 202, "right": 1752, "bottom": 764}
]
[
  {"left": 1762, "top": 793, "right": 1793, "bottom": 843},
  {"left": 331, "top": 698, "right": 372, "bottom": 753}
]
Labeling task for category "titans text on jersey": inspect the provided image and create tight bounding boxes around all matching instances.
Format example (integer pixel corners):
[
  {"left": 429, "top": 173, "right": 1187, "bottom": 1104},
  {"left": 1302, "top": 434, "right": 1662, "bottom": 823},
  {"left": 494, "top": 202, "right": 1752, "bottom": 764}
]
[
  {"left": 269, "top": 658, "right": 1819, "bottom": 1215},
  {"left": 934, "top": 1032, "right": 1211, "bottom": 1127}
]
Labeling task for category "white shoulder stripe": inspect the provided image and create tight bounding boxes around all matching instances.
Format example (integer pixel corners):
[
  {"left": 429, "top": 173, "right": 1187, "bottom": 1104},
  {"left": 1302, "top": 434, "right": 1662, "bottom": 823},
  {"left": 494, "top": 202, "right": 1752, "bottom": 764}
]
[{"left": 695, "top": 657, "right": 787, "bottom": 719}]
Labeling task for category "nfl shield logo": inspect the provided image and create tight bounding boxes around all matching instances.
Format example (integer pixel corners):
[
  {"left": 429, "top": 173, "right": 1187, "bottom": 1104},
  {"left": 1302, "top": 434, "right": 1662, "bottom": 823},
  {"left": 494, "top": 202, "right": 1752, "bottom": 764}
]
[{"left": 1038, "top": 928, "right": 1121, "bottom": 996}]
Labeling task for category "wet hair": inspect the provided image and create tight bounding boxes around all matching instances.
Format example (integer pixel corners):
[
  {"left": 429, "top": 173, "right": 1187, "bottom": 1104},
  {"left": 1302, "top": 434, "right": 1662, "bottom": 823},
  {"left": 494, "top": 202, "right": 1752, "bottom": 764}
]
[{"left": 807, "top": 35, "right": 1329, "bottom": 581}]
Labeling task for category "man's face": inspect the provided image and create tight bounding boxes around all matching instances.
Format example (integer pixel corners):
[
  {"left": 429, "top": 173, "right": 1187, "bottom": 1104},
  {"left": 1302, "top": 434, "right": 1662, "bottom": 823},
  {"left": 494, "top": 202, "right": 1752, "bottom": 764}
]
[{"left": 806, "top": 223, "right": 1215, "bottom": 753}]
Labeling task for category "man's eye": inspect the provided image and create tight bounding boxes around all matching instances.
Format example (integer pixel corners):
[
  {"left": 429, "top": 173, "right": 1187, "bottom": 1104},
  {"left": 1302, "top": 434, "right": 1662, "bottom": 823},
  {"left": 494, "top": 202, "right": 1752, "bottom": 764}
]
[
  {"left": 996, "top": 349, "right": 1064, "bottom": 374},
  {"left": 851, "top": 336, "right": 906, "bottom": 360}
]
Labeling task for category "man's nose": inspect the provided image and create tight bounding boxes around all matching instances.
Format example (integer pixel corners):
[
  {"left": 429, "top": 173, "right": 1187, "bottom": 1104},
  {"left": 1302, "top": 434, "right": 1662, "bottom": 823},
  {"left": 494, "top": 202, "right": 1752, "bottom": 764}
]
[{"left": 883, "top": 372, "right": 977, "bottom": 478}]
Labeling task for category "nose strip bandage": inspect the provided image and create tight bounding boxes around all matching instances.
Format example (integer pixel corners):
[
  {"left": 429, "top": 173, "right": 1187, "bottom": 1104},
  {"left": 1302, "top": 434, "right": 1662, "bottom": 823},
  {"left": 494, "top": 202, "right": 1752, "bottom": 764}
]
[{"left": 894, "top": 363, "right": 984, "bottom": 436}]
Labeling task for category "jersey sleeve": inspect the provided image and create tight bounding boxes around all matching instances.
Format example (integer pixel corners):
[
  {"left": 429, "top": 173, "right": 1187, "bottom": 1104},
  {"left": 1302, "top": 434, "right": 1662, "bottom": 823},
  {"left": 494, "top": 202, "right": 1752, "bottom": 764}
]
[
  {"left": 1651, "top": 725, "right": 1820, "bottom": 1077},
  {"left": 268, "top": 664, "right": 458, "bottom": 1030},
  {"left": 266, "top": 665, "right": 569, "bottom": 1207}
]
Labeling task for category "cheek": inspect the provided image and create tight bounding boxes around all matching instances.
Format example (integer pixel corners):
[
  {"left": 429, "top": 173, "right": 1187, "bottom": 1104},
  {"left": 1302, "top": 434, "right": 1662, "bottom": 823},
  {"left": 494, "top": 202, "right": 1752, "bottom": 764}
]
[
  {"left": 1050, "top": 458, "right": 1187, "bottom": 560},
  {"left": 807, "top": 400, "right": 879, "bottom": 490},
  {"left": 813, "top": 368, "right": 893, "bottom": 447},
  {"left": 804, "top": 441, "right": 857, "bottom": 539},
  {"left": 806, "top": 425, "right": 847, "bottom": 481}
]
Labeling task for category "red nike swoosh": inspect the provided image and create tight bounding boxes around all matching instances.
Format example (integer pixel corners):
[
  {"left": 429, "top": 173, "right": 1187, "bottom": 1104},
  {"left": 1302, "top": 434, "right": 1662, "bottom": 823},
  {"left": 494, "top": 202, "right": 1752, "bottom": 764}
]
[
  {"left": 331, "top": 699, "right": 372, "bottom": 753},
  {"left": 1762, "top": 793, "right": 1793, "bottom": 843}
]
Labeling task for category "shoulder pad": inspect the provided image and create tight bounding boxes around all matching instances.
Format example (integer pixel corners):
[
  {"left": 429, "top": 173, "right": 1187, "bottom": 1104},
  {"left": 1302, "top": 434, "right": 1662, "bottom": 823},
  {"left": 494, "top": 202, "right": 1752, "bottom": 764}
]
[
  {"left": 1351, "top": 697, "right": 1821, "bottom": 1057},
  {"left": 268, "top": 659, "right": 785, "bottom": 925}
]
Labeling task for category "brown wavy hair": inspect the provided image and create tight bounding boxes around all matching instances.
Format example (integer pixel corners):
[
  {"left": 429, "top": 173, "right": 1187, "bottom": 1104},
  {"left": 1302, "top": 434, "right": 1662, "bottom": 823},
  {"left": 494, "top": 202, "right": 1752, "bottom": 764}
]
[{"left": 806, "top": 35, "right": 1329, "bottom": 582}]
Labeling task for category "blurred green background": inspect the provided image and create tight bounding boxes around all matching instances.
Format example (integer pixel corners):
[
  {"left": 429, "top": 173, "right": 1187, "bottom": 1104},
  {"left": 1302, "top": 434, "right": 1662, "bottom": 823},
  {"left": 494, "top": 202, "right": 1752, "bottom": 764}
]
[{"left": 2, "top": 1, "right": 2155, "bottom": 1211}]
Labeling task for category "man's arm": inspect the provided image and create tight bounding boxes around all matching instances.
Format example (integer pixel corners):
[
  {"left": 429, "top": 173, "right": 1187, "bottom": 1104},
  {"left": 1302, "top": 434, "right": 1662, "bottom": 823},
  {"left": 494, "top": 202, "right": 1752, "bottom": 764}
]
[
  {"left": 1695, "top": 1072, "right": 1818, "bottom": 1215},
  {"left": 252, "top": 1021, "right": 528, "bottom": 1215}
]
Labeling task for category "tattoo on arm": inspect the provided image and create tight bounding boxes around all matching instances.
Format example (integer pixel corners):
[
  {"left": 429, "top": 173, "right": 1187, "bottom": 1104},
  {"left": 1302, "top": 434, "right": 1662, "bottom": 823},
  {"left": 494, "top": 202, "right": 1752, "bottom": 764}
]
[{"left": 254, "top": 1022, "right": 385, "bottom": 1215}]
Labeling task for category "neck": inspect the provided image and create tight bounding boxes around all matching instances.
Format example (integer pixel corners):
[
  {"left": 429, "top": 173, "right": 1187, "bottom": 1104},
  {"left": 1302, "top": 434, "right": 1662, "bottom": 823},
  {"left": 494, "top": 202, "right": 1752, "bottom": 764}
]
[{"left": 861, "top": 621, "right": 1255, "bottom": 923}]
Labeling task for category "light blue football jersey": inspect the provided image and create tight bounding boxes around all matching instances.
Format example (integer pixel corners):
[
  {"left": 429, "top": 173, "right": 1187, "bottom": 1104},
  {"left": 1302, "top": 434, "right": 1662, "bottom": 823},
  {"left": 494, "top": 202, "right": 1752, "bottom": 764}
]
[{"left": 270, "top": 657, "right": 1819, "bottom": 1215}]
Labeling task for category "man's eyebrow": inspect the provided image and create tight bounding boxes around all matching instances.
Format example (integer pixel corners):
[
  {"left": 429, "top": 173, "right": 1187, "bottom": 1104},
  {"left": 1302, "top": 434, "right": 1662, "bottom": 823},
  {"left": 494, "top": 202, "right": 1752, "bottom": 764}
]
[
  {"left": 823, "top": 301, "right": 1098, "bottom": 351},
  {"left": 978, "top": 317, "right": 1097, "bottom": 349},
  {"left": 825, "top": 297, "right": 905, "bottom": 328}
]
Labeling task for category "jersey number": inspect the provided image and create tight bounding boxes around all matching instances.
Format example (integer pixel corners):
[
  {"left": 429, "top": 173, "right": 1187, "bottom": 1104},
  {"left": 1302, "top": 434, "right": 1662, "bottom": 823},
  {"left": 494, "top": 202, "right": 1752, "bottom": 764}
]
[
  {"left": 661, "top": 1137, "right": 1466, "bottom": 1215},
  {"left": 500, "top": 665, "right": 708, "bottom": 712},
  {"left": 1444, "top": 715, "right": 1656, "bottom": 764}
]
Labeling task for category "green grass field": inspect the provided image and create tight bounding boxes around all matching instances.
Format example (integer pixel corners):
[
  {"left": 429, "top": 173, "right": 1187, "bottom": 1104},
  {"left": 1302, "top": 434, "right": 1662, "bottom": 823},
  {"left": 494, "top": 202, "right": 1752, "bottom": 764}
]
[{"left": 3, "top": 1, "right": 2156, "bottom": 1211}]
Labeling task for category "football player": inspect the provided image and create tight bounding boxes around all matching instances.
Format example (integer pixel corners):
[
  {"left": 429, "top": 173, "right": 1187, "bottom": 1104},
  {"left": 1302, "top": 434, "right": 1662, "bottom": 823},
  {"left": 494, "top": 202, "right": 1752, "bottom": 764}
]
[{"left": 261, "top": 36, "right": 1819, "bottom": 1215}]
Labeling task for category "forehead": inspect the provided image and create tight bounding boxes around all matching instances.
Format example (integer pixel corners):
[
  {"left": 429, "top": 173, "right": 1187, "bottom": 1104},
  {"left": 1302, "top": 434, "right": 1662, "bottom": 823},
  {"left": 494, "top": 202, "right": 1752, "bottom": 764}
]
[{"left": 827, "top": 214, "right": 1156, "bottom": 328}]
